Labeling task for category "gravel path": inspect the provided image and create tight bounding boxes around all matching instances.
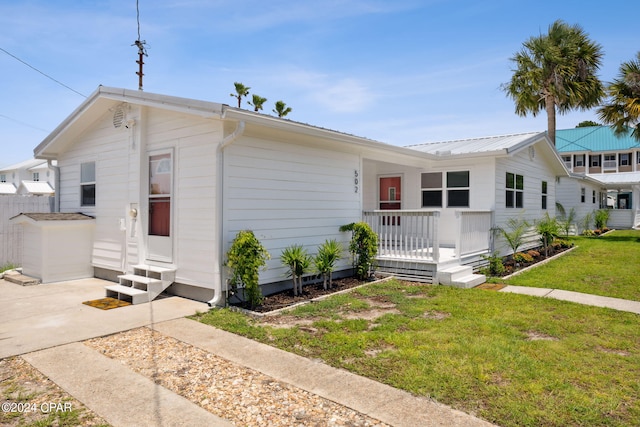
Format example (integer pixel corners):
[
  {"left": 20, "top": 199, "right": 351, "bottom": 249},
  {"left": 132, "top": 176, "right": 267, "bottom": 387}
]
[{"left": 85, "top": 327, "right": 390, "bottom": 427}]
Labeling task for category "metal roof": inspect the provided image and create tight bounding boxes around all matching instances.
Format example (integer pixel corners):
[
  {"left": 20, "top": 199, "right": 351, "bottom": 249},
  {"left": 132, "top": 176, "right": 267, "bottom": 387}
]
[
  {"left": 19, "top": 181, "right": 54, "bottom": 195},
  {"left": 406, "top": 132, "right": 544, "bottom": 156},
  {"left": 0, "top": 183, "right": 17, "bottom": 194},
  {"left": 555, "top": 126, "right": 640, "bottom": 153},
  {"left": 589, "top": 171, "right": 640, "bottom": 186}
]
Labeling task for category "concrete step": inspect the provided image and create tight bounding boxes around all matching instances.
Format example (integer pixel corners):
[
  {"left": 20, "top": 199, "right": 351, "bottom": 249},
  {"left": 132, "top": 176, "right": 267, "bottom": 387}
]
[
  {"left": 451, "top": 273, "right": 486, "bottom": 289},
  {"left": 437, "top": 265, "right": 474, "bottom": 284}
]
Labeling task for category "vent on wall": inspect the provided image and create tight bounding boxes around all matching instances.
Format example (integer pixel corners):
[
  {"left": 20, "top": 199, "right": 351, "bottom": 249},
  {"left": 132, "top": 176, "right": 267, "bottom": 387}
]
[{"left": 113, "top": 106, "right": 126, "bottom": 128}]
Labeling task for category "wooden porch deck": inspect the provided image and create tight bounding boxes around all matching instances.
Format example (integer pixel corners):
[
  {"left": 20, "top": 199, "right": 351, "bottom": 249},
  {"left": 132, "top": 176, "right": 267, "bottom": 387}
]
[{"left": 363, "top": 210, "right": 493, "bottom": 284}]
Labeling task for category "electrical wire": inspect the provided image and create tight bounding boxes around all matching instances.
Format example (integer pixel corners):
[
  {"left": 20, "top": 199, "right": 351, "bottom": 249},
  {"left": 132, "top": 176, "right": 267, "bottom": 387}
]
[
  {"left": 0, "top": 114, "right": 49, "bottom": 133},
  {"left": 0, "top": 46, "right": 87, "bottom": 98}
]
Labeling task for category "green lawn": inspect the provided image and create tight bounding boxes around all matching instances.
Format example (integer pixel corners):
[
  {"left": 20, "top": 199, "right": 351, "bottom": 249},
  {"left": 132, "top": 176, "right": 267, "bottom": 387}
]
[
  {"left": 503, "top": 229, "right": 640, "bottom": 301},
  {"left": 194, "top": 230, "right": 640, "bottom": 427}
]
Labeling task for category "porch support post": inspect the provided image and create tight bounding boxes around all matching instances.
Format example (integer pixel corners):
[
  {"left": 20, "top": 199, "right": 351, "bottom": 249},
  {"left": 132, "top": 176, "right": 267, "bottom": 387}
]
[{"left": 433, "top": 211, "right": 440, "bottom": 262}]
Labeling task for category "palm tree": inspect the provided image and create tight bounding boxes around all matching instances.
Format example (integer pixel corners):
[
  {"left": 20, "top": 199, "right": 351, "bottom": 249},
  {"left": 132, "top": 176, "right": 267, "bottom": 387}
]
[
  {"left": 597, "top": 52, "right": 640, "bottom": 141},
  {"left": 248, "top": 94, "right": 267, "bottom": 112},
  {"left": 502, "top": 20, "right": 604, "bottom": 145},
  {"left": 273, "top": 100, "right": 292, "bottom": 118},
  {"left": 230, "top": 82, "right": 250, "bottom": 108}
]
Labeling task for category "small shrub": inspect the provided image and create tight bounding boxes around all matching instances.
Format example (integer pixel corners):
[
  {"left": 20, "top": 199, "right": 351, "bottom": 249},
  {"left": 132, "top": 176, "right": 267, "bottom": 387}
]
[
  {"left": 339, "top": 222, "right": 378, "bottom": 280},
  {"left": 281, "top": 244, "right": 312, "bottom": 296},
  {"left": 513, "top": 252, "right": 534, "bottom": 264},
  {"left": 226, "top": 230, "right": 270, "bottom": 309},
  {"left": 480, "top": 252, "right": 505, "bottom": 277},
  {"left": 314, "top": 239, "right": 343, "bottom": 290},
  {"left": 594, "top": 209, "right": 610, "bottom": 230},
  {"left": 527, "top": 250, "right": 540, "bottom": 258},
  {"left": 582, "top": 229, "right": 596, "bottom": 237}
]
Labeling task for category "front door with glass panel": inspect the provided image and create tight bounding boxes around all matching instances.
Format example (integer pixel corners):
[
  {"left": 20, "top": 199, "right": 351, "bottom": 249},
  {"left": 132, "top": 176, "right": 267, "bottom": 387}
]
[
  {"left": 379, "top": 176, "right": 401, "bottom": 225},
  {"left": 147, "top": 151, "right": 173, "bottom": 262}
]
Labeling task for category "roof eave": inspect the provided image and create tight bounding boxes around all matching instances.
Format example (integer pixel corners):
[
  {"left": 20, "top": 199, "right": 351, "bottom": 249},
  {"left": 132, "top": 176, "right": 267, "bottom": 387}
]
[{"left": 221, "top": 107, "right": 438, "bottom": 160}]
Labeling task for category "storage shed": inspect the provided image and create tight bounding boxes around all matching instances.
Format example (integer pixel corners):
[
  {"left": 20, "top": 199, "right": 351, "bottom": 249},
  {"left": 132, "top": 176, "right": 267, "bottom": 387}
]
[{"left": 10, "top": 213, "right": 95, "bottom": 283}]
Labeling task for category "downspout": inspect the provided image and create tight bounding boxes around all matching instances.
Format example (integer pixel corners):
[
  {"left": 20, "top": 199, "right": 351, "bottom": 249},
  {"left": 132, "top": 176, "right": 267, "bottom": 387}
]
[
  {"left": 48, "top": 160, "right": 60, "bottom": 212},
  {"left": 207, "top": 119, "right": 246, "bottom": 307}
]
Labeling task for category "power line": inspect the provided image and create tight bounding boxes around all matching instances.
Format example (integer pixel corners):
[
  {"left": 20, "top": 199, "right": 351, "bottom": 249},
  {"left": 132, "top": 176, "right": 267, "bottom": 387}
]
[
  {"left": 0, "top": 46, "right": 87, "bottom": 98},
  {"left": 0, "top": 114, "right": 49, "bottom": 133}
]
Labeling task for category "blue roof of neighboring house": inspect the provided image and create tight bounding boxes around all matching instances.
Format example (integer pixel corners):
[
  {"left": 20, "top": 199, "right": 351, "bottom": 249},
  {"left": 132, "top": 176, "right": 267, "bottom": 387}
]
[{"left": 555, "top": 126, "right": 640, "bottom": 153}]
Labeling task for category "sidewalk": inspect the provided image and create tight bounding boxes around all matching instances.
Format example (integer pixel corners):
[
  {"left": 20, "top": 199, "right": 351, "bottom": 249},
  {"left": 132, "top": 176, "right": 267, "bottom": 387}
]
[{"left": 499, "top": 285, "right": 640, "bottom": 315}]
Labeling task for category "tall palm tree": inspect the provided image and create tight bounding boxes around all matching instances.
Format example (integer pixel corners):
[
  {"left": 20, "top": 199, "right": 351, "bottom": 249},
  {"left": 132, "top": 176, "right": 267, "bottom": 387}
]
[
  {"left": 273, "top": 100, "right": 292, "bottom": 118},
  {"left": 597, "top": 52, "right": 640, "bottom": 141},
  {"left": 230, "top": 82, "right": 250, "bottom": 108},
  {"left": 248, "top": 94, "right": 267, "bottom": 112},
  {"left": 502, "top": 20, "right": 604, "bottom": 145}
]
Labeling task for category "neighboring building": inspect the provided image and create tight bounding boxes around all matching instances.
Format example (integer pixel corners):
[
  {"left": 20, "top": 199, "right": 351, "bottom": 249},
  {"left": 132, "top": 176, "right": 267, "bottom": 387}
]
[
  {"left": 0, "top": 159, "right": 55, "bottom": 196},
  {"left": 556, "top": 126, "right": 640, "bottom": 229},
  {"left": 18, "top": 86, "right": 570, "bottom": 305}
]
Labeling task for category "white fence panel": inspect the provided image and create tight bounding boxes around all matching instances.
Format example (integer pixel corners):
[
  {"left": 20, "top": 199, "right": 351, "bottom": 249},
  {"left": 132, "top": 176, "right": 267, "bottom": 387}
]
[{"left": 0, "top": 196, "right": 53, "bottom": 266}]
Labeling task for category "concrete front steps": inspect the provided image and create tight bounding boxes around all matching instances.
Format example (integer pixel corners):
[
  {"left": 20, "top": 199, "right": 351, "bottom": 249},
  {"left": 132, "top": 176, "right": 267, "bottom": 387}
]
[
  {"left": 437, "top": 264, "right": 485, "bottom": 289},
  {"left": 105, "top": 264, "right": 175, "bottom": 304}
]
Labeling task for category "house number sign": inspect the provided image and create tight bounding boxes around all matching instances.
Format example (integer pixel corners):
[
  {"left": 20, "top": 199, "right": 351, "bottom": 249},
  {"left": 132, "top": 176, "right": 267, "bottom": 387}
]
[{"left": 354, "top": 170, "right": 359, "bottom": 193}]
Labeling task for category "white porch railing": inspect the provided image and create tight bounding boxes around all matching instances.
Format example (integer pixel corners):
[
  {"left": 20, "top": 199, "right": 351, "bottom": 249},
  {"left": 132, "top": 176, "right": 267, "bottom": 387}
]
[
  {"left": 363, "top": 210, "right": 440, "bottom": 261},
  {"left": 455, "top": 210, "right": 493, "bottom": 260}
]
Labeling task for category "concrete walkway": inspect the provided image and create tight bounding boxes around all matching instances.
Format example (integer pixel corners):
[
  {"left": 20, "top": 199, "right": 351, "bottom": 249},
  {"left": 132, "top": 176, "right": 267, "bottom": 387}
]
[{"left": 499, "top": 285, "right": 640, "bottom": 315}]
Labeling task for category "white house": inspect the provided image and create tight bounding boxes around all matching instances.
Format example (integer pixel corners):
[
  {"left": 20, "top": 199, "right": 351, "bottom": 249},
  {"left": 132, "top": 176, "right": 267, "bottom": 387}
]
[
  {"left": 0, "top": 159, "right": 56, "bottom": 196},
  {"left": 21, "top": 86, "right": 571, "bottom": 305}
]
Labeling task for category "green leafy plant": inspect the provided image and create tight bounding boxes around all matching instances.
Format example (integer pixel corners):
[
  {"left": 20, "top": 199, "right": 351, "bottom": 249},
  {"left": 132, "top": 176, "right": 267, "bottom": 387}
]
[
  {"left": 280, "top": 244, "right": 312, "bottom": 296},
  {"left": 480, "top": 251, "right": 505, "bottom": 277},
  {"left": 580, "top": 211, "right": 593, "bottom": 234},
  {"left": 225, "top": 230, "right": 270, "bottom": 309},
  {"left": 536, "top": 213, "right": 560, "bottom": 257},
  {"left": 314, "top": 239, "right": 343, "bottom": 290},
  {"left": 594, "top": 209, "right": 610, "bottom": 230},
  {"left": 556, "top": 203, "right": 577, "bottom": 237},
  {"left": 339, "top": 222, "right": 378, "bottom": 280},
  {"left": 493, "top": 217, "right": 530, "bottom": 255}
]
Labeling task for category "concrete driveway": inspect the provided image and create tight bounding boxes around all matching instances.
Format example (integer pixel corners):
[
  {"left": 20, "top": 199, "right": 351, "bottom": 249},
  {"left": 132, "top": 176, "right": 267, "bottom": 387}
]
[{"left": 0, "top": 277, "right": 208, "bottom": 358}]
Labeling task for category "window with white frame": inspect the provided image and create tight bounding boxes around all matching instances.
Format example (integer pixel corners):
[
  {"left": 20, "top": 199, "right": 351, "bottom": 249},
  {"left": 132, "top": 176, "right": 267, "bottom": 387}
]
[
  {"left": 446, "top": 171, "right": 469, "bottom": 207},
  {"left": 541, "top": 181, "right": 548, "bottom": 209},
  {"left": 0, "top": 174, "right": 5, "bottom": 183},
  {"left": 619, "top": 153, "right": 631, "bottom": 166},
  {"left": 506, "top": 172, "right": 524, "bottom": 208},
  {"left": 421, "top": 171, "right": 470, "bottom": 208},
  {"left": 421, "top": 172, "right": 442, "bottom": 207},
  {"left": 80, "top": 162, "right": 96, "bottom": 207},
  {"left": 604, "top": 154, "right": 616, "bottom": 169},
  {"left": 636, "top": 152, "right": 640, "bottom": 164},
  {"left": 590, "top": 155, "right": 600, "bottom": 167},
  {"left": 574, "top": 154, "right": 585, "bottom": 167},
  {"left": 562, "top": 155, "right": 572, "bottom": 169},
  {"left": 32, "top": 172, "right": 40, "bottom": 181},
  {"left": 581, "top": 187, "right": 585, "bottom": 203}
]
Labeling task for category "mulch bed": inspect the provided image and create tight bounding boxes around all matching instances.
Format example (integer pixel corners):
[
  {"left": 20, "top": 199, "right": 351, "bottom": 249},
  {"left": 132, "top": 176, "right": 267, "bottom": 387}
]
[{"left": 233, "top": 277, "right": 371, "bottom": 313}]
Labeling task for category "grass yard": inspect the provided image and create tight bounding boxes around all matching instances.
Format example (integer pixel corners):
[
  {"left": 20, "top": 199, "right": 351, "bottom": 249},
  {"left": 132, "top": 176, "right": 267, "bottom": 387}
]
[
  {"left": 195, "top": 229, "right": 640, "bottom": 427},
  {"left": 503, "top": 229, "right": 640, "bottom": 301}
]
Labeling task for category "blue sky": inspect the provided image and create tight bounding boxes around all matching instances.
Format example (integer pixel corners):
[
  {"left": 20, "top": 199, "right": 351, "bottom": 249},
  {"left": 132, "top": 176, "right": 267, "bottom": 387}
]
[{"left": 0, "top": 0, "right": 635, "bottom": 167}]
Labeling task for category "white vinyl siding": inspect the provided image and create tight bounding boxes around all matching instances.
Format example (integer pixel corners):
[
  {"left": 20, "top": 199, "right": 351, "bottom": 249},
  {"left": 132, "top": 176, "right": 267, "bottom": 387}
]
[{"left": 224, "top": 137, "right": 361, "bottom": 284}]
